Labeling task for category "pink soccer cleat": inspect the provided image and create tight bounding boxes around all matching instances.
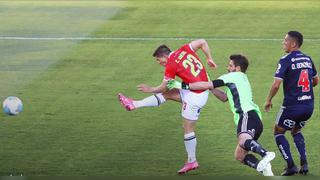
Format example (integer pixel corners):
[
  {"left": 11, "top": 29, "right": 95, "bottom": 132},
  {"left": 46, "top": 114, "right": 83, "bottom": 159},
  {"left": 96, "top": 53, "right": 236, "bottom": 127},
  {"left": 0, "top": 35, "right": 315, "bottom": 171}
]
[
  {"left": 177, "top": 161, "right": 199, "bottom": 174},
  {"left": 118, "top": 93, "right": 136, "bottom": 111}
]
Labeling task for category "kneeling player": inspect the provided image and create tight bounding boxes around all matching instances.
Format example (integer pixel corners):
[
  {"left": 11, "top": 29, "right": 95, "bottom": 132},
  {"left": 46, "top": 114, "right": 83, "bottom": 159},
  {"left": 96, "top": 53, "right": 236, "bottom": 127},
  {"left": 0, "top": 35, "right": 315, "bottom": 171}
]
[{"left": 168, "top": 54, "right": 275, "bottom": 176}]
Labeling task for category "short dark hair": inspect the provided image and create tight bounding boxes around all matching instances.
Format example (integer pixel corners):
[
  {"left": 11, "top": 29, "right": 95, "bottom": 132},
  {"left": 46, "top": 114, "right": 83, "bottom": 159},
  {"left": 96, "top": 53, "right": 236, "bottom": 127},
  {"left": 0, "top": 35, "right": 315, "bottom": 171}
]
[
  {"left": 287, "top": 31, "right": 303, "bottom": 47},
  {"left": 152, "top": 44, "right": 171, "bottom": 57},
  {"left": 230, "top": 54, "right": 249, "bottom": 73}
]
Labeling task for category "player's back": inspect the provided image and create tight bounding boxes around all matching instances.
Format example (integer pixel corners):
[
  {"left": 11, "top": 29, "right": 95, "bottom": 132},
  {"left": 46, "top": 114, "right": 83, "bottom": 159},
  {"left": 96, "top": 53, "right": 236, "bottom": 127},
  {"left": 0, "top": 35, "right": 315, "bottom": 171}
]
[
  {"left": 275, "top": 51, "right": 317, "bottom": 108},
  {"left": 218, "top": 72, "right": 260, "bottom": 115},
  {"left": 165, "top": 44, "right": 209, "bottom": 93}
]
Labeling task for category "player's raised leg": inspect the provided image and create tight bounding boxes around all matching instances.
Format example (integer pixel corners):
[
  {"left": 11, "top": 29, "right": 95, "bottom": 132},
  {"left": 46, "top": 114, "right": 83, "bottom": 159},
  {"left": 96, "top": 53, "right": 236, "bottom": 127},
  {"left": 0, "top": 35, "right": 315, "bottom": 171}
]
[{"left": 118, "top": 89, "right": 181, "bottom": 111}]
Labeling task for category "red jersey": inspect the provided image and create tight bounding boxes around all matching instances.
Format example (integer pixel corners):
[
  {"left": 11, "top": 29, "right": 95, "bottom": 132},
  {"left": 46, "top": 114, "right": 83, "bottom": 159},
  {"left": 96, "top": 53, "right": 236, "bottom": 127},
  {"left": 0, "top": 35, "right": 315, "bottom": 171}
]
[{"left": 164, "top": 43, "right": 209, "bottom": 93}]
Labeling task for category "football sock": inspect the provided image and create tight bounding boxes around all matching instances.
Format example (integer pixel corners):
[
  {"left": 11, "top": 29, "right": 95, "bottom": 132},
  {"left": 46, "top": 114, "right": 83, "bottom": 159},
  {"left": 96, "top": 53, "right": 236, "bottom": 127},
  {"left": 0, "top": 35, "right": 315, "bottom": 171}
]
[
  {"left": 133, "top": 93, "right": 166, "bottom": 108},
  {"left": 275, "top": 134, "right": 295, "bottom": 168},
  {"left": 243, "top": 154, "right": 259, "bottom": 169},
  {"left": 184, "top": 132, "right": 197, "bottom": 163},
  {"left": 243, "top": 139, "right": 267, "bottom": 157},
  {"left": 293, "top": 132, "right": 307, "bottom": 165}
]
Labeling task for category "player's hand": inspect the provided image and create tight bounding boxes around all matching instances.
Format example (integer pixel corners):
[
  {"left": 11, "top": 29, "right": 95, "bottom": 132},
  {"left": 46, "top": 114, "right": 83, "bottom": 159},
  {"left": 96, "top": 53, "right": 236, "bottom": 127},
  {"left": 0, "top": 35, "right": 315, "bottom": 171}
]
[
  {"left": 264, "top": 101, "right": 273, "bottom": 112},
  {"left": 137, "top": 84, "right": 154, "bottom": 93},
  {"left": 207, "top": 58, "right": 217, "bottom": 69},
  {"left": 167, "top": 80, "right": 182, "bottom": 90}
]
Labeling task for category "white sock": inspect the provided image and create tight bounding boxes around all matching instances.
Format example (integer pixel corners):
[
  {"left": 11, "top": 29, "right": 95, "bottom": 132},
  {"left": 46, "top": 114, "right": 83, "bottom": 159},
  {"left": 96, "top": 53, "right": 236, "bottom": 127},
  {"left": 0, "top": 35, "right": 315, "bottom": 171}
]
[
  {"left": 133, "top": 93, "right": 166, "bottom": 108},
  {"left": 184, "top": 132, "right": 197, "bottom": 163}
]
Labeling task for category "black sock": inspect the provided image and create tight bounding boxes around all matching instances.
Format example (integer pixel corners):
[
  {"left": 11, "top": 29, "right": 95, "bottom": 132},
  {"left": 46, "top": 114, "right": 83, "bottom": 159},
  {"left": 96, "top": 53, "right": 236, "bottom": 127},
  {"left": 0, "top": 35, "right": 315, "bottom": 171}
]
[
  {"left": 244, "top": 139, "right": 267, "bottom": 157},
  {"left": 243, "top": 154, "right": 259, "bottom": 169}
]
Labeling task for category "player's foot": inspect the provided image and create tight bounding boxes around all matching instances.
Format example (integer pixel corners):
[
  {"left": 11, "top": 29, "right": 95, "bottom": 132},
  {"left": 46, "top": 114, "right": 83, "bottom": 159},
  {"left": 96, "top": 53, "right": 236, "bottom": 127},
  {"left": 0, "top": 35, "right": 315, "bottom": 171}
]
[
  {"left": 177, "top": 161, "right": 199, "bottom": 174},
  {"left": 256, "top": 152, "right": 276, "bottom": 172},
  {"left": 261, "top": 163, "right": 274, "bottom": 176},
  {"left": 299, "top": 164, "right": 308, "bottom": 175},
  {"left": 118, "top": 93, "right": 135, "bottom": 111},
  {"left": 281, "top": 166, "right": 298, "bottom": 176}
]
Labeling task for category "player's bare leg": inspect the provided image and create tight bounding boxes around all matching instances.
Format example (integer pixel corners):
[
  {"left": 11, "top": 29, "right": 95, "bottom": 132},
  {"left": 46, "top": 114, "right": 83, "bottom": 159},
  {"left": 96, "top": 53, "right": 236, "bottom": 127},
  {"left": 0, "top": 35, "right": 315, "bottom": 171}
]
[
  {"left": 178, "top": 119, "right": 199, "bottom": 174},
  {"left": 118, "top": 89, "right": 181, "bottom": 111}
]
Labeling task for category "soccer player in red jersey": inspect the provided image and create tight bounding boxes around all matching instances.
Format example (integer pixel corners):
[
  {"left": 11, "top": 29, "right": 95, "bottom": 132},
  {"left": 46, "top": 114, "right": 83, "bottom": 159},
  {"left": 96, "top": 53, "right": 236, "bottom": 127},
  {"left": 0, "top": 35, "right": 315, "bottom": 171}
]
[{"left": 118, "top": 39, "right": 217, "bottom": 174}]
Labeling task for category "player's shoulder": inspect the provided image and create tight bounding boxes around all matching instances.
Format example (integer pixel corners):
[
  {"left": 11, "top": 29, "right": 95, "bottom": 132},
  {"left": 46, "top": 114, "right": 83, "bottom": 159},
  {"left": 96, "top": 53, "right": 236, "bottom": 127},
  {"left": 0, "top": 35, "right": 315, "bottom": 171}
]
[
  {"left": 280, "top": 54, "right": 289, "bottom": 60},
  {"left": 168, "top": 44, "right": 192, "bottom": 62},
  {"left": 219, "top": 72, "right": 244, "bottom": 81},
  {"left": 177, "top": 43, "right": 191, "bottom": 52},
  {"left": 279, "top": 52, "right": 297, "bottom": 64}
]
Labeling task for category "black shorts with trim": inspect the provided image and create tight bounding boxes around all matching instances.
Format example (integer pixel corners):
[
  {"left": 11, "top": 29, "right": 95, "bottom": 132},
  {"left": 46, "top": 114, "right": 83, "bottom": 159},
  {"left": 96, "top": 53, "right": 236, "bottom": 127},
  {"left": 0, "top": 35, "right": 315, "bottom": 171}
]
[
  {"left": 236, "top": 110, "right": 263, "bottom": 140},
  {"left": 275, "top": 106, "right": 313, "bottom": 130}
]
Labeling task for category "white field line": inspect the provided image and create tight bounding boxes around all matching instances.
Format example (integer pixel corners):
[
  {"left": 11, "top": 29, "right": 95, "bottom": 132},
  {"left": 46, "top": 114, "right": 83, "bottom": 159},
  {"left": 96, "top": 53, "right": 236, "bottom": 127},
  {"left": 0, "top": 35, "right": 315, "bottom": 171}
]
[{"left": 0, "top": 36, "right": 320, "bottom": 41}]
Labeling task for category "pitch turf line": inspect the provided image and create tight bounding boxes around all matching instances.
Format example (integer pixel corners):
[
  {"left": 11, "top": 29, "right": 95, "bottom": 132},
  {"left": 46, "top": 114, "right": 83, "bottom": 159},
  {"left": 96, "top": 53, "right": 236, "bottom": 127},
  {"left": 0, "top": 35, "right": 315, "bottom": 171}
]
[{"left": 1, "top": 36, "right": 320, "bottom": 41}]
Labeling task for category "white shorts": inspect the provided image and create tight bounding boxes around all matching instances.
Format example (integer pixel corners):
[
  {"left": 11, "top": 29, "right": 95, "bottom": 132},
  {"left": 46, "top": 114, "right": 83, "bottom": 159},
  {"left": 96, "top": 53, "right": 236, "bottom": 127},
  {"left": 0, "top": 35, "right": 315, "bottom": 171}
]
[{"left": 179, "top": 89, "right": 209, "bottom": 121}]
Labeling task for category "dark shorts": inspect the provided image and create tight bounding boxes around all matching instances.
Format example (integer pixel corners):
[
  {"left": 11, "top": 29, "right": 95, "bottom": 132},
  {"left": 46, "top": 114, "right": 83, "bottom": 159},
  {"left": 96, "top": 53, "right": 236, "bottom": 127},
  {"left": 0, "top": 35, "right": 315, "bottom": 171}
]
[
  {"left": 237, "top": 110, "right": 263, "bottom": 140},
  {"left": 275, "top": 106, "right": 313, "bottom": 130}
]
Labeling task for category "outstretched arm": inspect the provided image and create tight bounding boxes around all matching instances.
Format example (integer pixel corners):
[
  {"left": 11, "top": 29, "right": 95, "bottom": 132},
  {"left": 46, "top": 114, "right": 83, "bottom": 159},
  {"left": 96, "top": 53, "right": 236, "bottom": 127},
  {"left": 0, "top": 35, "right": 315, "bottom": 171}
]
[
  {"left": 190, "top": 82, "right": 214, "bottom": 90},
  {"left": 264, "top": 78, "right": 282, "bottom": 112},
  {"left": 137, "top": 80, "right": 168, "bottom": 93},
  {"left": 190, "top": 39, "right": 217, "bottom": 69},
  {"left": 167, "top": 80, "right": 228, "bottom": 102},
  {"left": 167, "top": 80, "right": 214, "bottom": 91},
  {"left": 167, "top": 79, "right": 225, "bottom": 91}
]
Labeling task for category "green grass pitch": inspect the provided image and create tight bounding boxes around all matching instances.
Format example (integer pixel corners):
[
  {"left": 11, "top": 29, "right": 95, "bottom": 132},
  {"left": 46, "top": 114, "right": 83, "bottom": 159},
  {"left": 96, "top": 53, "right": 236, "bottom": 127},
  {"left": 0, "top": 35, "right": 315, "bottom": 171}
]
[{"left": 0, "top": 0, "right": 319, "bottom": 176}]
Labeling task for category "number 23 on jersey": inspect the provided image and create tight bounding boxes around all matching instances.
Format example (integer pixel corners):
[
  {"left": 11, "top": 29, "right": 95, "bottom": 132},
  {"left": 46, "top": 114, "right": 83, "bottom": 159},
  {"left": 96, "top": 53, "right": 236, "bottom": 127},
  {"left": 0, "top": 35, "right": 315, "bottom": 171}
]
[{"left": 178, "top": 51, "right": 203, "bottom": 77}]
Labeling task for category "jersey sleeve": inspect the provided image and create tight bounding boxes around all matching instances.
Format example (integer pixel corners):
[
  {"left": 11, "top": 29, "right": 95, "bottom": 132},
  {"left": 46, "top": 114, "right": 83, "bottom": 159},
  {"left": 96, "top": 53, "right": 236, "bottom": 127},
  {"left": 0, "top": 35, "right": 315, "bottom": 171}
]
[
  {"left": 274, "top": 59, "right": 288, "bottom": 80},
  {"left": 217, "top": 73, "right": 231, "bottom": 83},
  {"left": 212, "top": 79, "right": 225, "bottom": 88},
  {"left": 164, "top": 60, "right": 177, "bottom": 81},
  {"left": 181, "top": 43, "right": 195, "bottom": 53},
  {"left": 311, "top": 59, "right": 318, "bottom": 77},
  {"left": 187, "top": 43, "right": 195, "bottom": 52},
  {"left": 217, "top": 75, "right": 229, "bottom": 93}
]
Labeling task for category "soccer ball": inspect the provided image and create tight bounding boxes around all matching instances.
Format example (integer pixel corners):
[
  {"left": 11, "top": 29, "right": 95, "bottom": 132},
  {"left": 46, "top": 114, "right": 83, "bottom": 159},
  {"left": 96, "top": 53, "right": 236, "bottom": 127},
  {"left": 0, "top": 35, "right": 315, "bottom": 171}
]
[{"left": 2, "top": 96, "right": 23, "bottom": 115}]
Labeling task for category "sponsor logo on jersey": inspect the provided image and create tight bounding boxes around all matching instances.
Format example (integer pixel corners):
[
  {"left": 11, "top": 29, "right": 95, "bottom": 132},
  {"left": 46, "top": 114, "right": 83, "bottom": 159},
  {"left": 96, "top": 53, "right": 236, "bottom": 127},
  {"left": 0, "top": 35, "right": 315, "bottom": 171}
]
[
  {"left": 298, "top": 95, "right": 312, "bottom": 101},
  {"left": 291, "top": 57, "right": 310, "bottom": 62}
]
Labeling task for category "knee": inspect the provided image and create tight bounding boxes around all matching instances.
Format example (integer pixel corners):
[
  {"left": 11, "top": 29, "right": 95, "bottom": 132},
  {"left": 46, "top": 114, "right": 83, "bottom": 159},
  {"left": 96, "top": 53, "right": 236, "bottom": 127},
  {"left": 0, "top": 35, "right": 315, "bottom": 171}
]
[
  {"left": 160, "top": 93, "right": 169, "bottom": 100},
  {"left": 183, "top": 125, "right": 194, "bottom": 134},
  {"left": 274, "top": 125, "right": 286, "bottom": 135},
  {"left": 234, "top": 153, "right": 245, "bottom": 163},
  {"left": 291, "top": 127, "right": 301, "bottom": 136},
  {"left": 183, "top": 121, "right": 195, "bottom": 134},
  {"left": 238, "top": 137, "right": 248, "bottom": 148},
  {"left": 162, "top": 90, "right": 180, "bottom": 101}
]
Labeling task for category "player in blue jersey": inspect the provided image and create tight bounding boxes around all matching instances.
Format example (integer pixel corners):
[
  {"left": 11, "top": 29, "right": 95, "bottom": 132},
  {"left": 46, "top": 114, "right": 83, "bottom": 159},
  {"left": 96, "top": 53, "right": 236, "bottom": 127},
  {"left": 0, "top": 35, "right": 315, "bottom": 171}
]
[{"left": 265, "top": 31, "right": 319, "bottom": 176}]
